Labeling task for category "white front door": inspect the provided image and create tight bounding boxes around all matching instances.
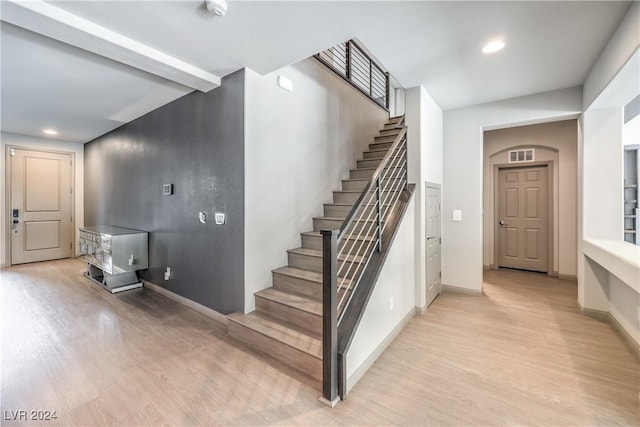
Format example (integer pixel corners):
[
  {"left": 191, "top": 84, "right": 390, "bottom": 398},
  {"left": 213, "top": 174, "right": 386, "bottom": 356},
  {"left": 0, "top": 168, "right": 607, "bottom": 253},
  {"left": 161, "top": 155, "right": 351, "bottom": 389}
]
[
  {"left": 426, "top": 184, "right": 441, "bottom": 307},
  {"left": 10, "top": 148, "right": 73, "bottom": 265}
]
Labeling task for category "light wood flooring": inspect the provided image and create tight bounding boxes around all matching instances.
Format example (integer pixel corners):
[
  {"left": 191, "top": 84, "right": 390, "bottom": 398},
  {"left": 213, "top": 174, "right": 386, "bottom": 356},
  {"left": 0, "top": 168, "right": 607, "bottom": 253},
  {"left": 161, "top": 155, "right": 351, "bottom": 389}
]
[{"left": 1, "top": 259, "right": 638, "bottom": 426}]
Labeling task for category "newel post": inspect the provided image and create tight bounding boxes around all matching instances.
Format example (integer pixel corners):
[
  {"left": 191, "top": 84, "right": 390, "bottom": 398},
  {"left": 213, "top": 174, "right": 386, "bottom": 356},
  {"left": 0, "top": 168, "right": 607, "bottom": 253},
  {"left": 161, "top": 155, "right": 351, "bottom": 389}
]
[{"left": 320, "top": 229, "right": 339, "bottom": 407}]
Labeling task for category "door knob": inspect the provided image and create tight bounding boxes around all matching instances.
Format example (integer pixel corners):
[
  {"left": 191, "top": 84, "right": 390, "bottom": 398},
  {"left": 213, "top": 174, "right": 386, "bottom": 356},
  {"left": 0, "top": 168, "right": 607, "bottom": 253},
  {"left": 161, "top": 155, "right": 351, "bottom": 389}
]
[
  {"left": 499, "top": 220, "right": 508, "bottom": 226},
  {"left": 427, "top": 235, "right": 435, "bottom": 240}
]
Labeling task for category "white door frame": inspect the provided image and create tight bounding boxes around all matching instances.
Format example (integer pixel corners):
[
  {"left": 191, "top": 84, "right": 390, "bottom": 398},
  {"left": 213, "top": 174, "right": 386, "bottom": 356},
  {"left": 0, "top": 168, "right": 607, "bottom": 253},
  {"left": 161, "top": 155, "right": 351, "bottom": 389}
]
[
  {"left": 4, "top": 145, "right": 76, "bottom": 266},
  {"left": 493, "top": 161, "right": 554, "bottom": 275}
]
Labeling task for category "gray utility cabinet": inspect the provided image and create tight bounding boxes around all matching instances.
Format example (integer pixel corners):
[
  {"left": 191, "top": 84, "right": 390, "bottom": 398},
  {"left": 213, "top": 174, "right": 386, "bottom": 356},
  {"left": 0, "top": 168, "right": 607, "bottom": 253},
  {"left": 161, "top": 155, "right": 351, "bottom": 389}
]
[
  {"left": 624, "top": 146, "right": 639, "bottom": 245},
  {"left": 79, "top": 225, "right": 149, "bottom": 293}
]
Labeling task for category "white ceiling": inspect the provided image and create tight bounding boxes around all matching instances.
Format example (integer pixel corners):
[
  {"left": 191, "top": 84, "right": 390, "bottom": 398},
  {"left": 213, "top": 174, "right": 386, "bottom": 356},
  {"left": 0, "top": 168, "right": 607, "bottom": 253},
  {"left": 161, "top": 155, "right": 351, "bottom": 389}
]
[{"left": 0, "top": 0, "right": 632, "bottom": 144}]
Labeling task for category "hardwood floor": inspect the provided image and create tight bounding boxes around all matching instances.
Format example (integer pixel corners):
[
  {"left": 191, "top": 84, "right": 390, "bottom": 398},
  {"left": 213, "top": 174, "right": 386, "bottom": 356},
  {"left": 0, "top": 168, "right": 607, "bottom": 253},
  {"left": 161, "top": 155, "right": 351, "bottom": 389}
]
[{"left": 1, "top": 259, "right": 638, "bottom": 426}]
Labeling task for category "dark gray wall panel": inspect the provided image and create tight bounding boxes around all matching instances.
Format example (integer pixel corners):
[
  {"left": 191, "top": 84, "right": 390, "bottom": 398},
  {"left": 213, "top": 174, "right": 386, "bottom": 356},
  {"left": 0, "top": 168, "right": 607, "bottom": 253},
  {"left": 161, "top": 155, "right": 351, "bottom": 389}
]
[{"left": 84, "top": 70, "right": 244, "bottom": 314}]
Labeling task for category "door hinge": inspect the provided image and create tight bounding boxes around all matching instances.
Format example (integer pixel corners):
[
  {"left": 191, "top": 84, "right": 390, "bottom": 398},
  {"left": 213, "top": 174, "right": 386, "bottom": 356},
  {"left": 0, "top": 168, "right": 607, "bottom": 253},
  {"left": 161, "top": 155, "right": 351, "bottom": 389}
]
[
  {"left": 10, "top": 148, "right": 15, "bottom": 157},
  {"left": 439, "top": 271, "right": 442, "bottom": 278},
  {"left": 70, "top": 243, "right": 72, "bottom": 249},
  {"left": 439, "top": 237, "right": 442, "bottom": 244}
]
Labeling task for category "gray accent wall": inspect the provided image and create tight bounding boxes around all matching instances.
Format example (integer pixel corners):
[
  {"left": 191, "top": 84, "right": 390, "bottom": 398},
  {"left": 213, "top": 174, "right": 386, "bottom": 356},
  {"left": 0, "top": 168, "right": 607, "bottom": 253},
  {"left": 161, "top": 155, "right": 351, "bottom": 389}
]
[{"left": 84, "top": 69, "right": 245, "bottom": 314}]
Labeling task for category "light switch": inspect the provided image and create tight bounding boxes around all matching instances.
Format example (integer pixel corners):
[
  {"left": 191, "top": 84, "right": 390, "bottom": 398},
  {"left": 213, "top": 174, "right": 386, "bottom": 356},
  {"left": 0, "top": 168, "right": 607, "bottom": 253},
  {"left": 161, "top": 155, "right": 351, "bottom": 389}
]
[
  {"left": 199, "top": 211, "right": 207, "bottom": 224},
  {"left": 215, "top": 212, "right": 225, "bottom": 225},
  {"left": 452, "top": 210, "right": 462, "bottom": 222},
  {"left": 163, "top": 184, "right": 174, "bottom": 195}
]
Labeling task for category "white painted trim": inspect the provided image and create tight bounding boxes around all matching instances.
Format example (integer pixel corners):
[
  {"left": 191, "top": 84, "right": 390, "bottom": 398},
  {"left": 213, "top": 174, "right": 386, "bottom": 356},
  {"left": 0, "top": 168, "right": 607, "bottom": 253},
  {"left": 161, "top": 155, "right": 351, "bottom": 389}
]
[
  {"left": 345, "top": 307, "right": 414, "bottom": 394},
  {"left": 579, "top": 302, "right": 640, "bottom": 357},
  {"left": 143, "top": 280, "right": 228, "bottom": 325},
  {"left": 441, "top": 284, "right": 483, "bottom": 296},
  {"left": 2, "top": 0, "right": 221, "bottom": 92}
]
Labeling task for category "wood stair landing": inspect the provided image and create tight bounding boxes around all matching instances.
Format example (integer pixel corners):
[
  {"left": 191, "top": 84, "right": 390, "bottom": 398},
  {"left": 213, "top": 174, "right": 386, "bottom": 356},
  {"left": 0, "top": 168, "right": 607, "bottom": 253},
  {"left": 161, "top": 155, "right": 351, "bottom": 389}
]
[{"left": 227, "top": 116, "right": 403, "bottom": 383}]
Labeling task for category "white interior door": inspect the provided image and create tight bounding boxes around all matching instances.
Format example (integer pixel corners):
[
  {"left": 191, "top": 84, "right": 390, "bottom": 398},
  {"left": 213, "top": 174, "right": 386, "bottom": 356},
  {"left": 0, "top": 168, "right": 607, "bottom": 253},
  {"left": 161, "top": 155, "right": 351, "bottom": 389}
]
[
  {"left": 426, "top": 184, "right": 441, "bottom": 307},
  {"left": 10, "top": 148, "right": 73, "bottom": 265}
]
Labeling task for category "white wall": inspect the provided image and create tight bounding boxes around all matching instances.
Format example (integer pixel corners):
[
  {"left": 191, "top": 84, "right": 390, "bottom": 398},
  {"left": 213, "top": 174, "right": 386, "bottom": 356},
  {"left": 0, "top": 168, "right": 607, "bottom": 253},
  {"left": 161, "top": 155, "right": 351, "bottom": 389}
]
[
  {"left": 1, "top": 132, "right": 84, "bottom": 267},
  {"left": 609, "top": 273, "right": 640, "bottom": 346},
  {"left": 582, "top": 108, "right": 624, "bottom": 241},
  {"left": 345, "top": 195, "right": 416, "bottom": 391},
  {"left": 405, "top": 86, "right": 443, "bottom": 309},
  {"left": 578, "top": 3, "right": 639, "bottom": 342},
  {"left": 442, "top": 87, "right": 582, "bottom": 292},
  {"left": 243, "top": 59, "right": 388, "bottom": 312},
  {"left": 483, "top": 120, "right": 578, "bottom": 277},
  {"left": 583, "top": 2, "right": 640, "bottom": 110}
]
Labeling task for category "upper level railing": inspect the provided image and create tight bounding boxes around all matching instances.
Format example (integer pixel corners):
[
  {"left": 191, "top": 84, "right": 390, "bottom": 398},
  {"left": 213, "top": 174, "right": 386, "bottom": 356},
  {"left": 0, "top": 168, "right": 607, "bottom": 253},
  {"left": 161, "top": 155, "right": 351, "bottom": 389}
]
[
  {"left": 315, "top": 39, "right": 390, "bottom": 110},
  {"left": 321, "top": 116, "right": 407, "bottom": 404}
]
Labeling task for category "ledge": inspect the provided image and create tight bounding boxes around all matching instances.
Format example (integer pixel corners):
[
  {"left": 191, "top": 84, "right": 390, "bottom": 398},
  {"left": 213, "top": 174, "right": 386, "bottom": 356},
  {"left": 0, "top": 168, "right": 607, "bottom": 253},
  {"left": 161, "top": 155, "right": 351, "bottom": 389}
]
[{"left": 583, "top": 238, "right": 640, "bottom": 293}]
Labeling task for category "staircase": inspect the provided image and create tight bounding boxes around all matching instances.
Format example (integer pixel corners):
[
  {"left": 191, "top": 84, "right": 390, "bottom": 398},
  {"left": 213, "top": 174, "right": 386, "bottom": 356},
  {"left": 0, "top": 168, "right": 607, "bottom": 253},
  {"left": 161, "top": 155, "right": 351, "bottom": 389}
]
[{"left": 227, "top": 116, "right": 404, "bottom": 383}]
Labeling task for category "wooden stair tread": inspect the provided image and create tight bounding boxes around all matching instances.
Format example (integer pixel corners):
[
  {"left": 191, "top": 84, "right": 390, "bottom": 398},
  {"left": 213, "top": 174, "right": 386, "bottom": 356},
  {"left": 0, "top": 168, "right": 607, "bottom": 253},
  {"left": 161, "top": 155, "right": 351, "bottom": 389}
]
[
  {"left": 288, "top": 247, "right": 365, "bottom": 263},
  {"left": 301, "top": 231, "right": 374, "bottom": 242},
  {"left": 313, "top": 215, "right": 376, "bottom": 222},
  {"left": 272, "top": 265, "right": 324, "bottom": 283},
  {"left": 272, "top": 265, "right": 354, "bottom": 287},
  {"left": 312, "top": 216, "right": 345, "bottom": 221},
  {"left": 228, "top": 312, "right": 322, "bottom": 359},
  {"left": 255, "top": 288, "right": 322, "bottom": 316}
]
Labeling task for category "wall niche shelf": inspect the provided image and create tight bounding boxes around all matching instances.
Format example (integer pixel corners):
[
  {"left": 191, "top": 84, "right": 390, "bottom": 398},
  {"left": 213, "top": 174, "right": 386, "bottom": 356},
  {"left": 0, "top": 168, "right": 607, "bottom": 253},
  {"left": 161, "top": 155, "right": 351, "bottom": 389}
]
[{"left": 624, "top": 145, "right": 639, "bottom": 245}]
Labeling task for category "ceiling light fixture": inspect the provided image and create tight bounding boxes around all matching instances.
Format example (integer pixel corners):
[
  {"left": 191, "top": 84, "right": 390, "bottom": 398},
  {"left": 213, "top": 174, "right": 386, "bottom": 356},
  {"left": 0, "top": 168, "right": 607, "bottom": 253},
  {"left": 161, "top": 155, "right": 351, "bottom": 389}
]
[
  {"left": 204, "top": 0, "right": 227, "bottom": 16},
  {"left": 482, "top": 40, "right": 505, "bottom": 54},
  {"left": 43, "top": 129, "right": 58, "bottom": 135}
]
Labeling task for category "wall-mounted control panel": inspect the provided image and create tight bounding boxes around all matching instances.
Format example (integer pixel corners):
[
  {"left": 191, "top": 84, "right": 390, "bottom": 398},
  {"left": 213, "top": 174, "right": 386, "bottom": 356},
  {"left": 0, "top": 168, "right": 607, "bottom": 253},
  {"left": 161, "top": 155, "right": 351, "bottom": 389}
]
[{"left": 163, "top": 184, "right": 174, "bottom": 195}]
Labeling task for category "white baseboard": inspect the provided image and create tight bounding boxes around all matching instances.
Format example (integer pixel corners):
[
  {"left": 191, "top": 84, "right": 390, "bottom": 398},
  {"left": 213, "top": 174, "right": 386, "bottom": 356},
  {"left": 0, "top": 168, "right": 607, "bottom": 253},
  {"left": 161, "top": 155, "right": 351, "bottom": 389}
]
[
  {"left": 345, "top": 307, "right": 414, "bottom": 394},
  {"left": 578, "top": 302, "right": 639, "bottom": 360},
  {"left": 143, "top": 280, "right": 228, "bottom": 325},
  {"left": 441, "top": 284, "right": 483, "bottom": 296},
  {"left": 414, "top": 305, "right": 425, "bottom": 315}
]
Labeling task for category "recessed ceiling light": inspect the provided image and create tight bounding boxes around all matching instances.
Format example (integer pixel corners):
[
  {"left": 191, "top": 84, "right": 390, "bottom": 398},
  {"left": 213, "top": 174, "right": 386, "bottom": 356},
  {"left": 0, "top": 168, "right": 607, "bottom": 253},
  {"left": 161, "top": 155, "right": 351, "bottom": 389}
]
[
  {"left": 482, "top": 40, "right": 505, "bottom": 54},
  {"left": 43, "top": 129, "right": 58, "bottom": 135}
]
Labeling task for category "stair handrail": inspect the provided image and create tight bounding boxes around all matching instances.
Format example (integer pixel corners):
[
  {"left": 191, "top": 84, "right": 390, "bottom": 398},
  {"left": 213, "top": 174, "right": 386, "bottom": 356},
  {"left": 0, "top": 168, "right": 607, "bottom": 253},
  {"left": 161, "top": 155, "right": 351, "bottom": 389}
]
[{"left": 321, "top": 115, "right": 407, "bottom": 405}]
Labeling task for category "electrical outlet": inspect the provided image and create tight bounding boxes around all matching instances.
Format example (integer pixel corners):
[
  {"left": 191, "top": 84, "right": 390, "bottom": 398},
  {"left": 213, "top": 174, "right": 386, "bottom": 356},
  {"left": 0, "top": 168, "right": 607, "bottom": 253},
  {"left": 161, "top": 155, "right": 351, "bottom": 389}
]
[
  {"left": 199, "top": 211, "right": 207, "bottom": 224},
  {"left": 389, "top": 297, "right": 394, "bottom": 311},
  {"left": 215, "top": 212, "right": 225, "bottom": 225}
]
